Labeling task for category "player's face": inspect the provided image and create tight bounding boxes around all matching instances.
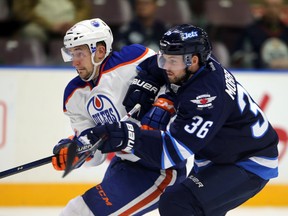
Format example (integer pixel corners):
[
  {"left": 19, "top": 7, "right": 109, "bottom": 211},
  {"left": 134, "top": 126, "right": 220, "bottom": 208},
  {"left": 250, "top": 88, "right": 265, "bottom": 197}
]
[
  {"left": 158, "top": 54, "right": 187, "bottom": 84},
  {"left": 69, "top": 45, "right": 94, "bottom": 80}
]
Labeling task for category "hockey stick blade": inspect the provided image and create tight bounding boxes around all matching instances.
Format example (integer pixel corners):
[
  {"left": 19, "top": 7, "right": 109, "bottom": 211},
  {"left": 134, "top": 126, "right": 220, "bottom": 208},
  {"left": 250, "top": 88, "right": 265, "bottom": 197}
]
[
  {"left": 0, "top": 155, "right": 53, "bottom": 179},
  {"left": 62, "top": 136, "right": 107, "bottom": 178},
  {"left": 62, "top": 140, "right": 78, "bottom": 178},
  {"left": 62, "top": 103, "right": 141, "bottom": 178}
]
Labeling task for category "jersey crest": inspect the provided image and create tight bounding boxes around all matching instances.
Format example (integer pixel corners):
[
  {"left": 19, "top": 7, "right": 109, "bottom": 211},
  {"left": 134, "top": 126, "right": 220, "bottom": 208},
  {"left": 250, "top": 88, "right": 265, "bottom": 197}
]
[
  {"left": 190, "top": 94, "right": 216, "bottom": 110},
  {"left": 86, "top": 94, "right": 121, "bottom": 125}
]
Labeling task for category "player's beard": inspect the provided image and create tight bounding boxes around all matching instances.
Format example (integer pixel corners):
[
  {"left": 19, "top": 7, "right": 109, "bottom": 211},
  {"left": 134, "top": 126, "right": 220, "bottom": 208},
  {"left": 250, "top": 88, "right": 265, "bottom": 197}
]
[
  {"left": 77, "top": 68, "right": 92, "bottom": 80},
  {"left": 166, "top": 69, "right": 187, "bottom": 84}
]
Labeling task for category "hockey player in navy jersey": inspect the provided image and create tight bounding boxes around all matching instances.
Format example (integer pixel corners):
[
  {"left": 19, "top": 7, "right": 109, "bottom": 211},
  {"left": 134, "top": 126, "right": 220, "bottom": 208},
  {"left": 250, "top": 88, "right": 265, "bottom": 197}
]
[
  {"left": 51, "top": 18, "right": 186, "bottom": 215},
  {"left": 84, "top": 24, "right": 279, "bottom": 215}
]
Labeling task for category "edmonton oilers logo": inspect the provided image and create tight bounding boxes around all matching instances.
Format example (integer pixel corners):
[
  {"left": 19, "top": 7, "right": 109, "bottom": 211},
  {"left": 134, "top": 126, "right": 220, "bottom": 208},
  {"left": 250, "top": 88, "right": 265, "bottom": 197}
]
[
  {"left": 87, "top": 95, "right": 120, "bottom": 125},
  {"left": 91, "top": 20, "right": 100, "bottom": 27}
]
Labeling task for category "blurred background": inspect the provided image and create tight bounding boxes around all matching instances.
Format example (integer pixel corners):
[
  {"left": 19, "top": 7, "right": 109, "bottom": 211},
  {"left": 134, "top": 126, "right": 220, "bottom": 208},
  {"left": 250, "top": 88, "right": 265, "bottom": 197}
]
[
  {"left": 0, "top": 0, "right": 288, "bottom": 69},
  {"left": 0, "top": 0, "right": 288, "bottom": 215}
]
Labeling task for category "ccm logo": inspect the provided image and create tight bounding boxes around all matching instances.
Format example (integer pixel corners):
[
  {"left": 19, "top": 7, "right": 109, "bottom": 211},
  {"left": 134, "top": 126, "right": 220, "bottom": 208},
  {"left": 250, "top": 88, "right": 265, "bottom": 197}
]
[{"left": 132, "top": 78, "right": 158, "bottom": 94}]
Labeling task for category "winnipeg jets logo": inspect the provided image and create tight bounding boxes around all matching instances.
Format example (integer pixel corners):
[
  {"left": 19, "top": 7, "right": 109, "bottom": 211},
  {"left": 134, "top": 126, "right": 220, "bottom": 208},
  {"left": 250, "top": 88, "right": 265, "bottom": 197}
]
[
  {"left": 191, "top": 94, "right": 216, "bottom": 110},
  {"left": 181, "top": 31, "right": 198, "bottom": 40}
]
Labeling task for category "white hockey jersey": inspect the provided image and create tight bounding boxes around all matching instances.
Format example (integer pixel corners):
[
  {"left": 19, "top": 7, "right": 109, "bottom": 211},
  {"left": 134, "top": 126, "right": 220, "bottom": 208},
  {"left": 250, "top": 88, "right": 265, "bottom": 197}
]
[{"left": 63, "top": 44, "right": 156, "bottom": 165}]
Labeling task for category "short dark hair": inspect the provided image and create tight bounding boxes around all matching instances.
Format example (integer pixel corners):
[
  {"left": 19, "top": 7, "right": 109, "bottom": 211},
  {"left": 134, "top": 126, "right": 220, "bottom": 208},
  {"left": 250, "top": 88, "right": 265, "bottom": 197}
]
[{"left": 96, "top": 41, "right": 106, "bottom": 49}]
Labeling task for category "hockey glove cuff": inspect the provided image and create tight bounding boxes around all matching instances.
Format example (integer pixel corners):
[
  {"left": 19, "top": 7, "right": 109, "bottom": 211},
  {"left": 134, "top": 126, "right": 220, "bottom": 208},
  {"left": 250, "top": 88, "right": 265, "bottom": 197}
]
[
  {"left": 87, "top": 121, "right": 141, "bottom": 154},
  {"left": 141, "top": 94, "right": 175, "bottom": 130}
]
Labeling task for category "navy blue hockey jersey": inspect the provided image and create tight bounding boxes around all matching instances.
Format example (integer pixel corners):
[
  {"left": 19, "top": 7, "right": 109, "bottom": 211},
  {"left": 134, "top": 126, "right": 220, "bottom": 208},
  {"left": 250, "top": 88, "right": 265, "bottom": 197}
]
[{"left": 134, "top": 55, "right": 279, "bottom": 180}]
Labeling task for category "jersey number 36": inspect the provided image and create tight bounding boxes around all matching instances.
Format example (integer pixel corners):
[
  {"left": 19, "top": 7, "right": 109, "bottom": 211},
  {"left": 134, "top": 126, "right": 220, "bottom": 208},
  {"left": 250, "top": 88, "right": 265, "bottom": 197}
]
[{"left": 184, "top": 116, "right": 213, "bottom": 139}]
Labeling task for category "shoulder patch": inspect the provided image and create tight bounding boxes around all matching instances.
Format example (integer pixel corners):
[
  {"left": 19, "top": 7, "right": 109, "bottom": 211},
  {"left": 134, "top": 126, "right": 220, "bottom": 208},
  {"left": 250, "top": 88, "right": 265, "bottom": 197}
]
[{"left": 190, "top": 94, "right": 217, "bottom": 110}]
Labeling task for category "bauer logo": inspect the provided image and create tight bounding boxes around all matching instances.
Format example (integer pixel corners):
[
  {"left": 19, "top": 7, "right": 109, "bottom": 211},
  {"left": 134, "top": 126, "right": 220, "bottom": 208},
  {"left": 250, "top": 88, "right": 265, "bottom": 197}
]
[
  {"left": 86, "top": 94, "right": 120, "bottom": 125},
  {"left": 188, "top": 174, "right": 204, "bottom": 188},
  {"left": 131, "top": 78, "right": 158, "bottom": 94}
]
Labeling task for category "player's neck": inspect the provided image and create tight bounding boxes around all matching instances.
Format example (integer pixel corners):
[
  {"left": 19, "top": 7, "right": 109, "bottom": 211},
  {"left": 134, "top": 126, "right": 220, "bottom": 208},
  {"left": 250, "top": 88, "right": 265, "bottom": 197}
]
[{"left": 92, "top": 67, "right": 100, "bottom": 83}]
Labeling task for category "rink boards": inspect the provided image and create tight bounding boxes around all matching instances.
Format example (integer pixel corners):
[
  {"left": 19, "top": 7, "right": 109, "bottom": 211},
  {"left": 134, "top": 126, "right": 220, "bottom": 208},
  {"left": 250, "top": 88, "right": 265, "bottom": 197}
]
[{"left": 0, "top": 67, "right": 287, "bottom": 206}]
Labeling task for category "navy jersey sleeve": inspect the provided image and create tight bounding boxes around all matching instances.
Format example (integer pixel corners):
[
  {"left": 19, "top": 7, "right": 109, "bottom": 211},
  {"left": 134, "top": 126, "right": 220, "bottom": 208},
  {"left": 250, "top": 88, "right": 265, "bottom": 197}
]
[{"left": 136, "top": 55, "right": 167, "bottom": 86}]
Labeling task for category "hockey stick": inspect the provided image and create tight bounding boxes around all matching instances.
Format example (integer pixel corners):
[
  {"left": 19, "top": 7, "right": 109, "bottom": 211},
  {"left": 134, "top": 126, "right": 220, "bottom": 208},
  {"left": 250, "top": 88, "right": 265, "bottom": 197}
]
[
  {"left": 0, "top": 155, "right": 53, "bottom": 179},
  {"left": 62, "top": 104, "right": 141, "bottom": 178}
]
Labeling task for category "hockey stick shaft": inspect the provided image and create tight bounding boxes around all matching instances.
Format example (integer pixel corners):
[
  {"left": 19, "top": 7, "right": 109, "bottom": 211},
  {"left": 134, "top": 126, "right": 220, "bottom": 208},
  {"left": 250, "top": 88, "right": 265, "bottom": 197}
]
[
  {"left": 0, "top": 155, "right": 53, "bottom": 179},
  {"left": 62, "top": 104, "right": 141, "bottom": 178}
]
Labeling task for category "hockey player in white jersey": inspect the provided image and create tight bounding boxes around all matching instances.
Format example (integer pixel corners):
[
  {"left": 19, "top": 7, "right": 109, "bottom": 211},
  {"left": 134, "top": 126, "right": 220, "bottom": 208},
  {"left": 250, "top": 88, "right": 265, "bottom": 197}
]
[{"left": 51, "top": 18, "right": 186, "bottom": 216}]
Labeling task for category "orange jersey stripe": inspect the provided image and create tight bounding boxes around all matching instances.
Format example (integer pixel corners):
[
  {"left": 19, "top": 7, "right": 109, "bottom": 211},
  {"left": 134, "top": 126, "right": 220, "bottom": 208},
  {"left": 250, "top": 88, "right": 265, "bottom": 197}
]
[
  {"left": 102, "top": 48, "right": 150, "bottom": 75},
  {"left": 118, "top": 169, "right": 173, "bottom": 216},
  {"left": 95, "top": 47, "right": 150, "bottom": 87}
]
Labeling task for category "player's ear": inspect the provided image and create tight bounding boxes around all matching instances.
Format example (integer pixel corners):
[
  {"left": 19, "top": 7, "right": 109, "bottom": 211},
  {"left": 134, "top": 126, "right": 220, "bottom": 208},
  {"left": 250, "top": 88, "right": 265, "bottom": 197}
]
[
  {"left": 97, "top": 44, "right": 106, "bottom": 59},
  {"left": 94, "top": 44, "right": 106, "bottom": 62},
  {"left": 93, "top": 44, "right": 106, "bottom": 63},
  {"left": 191, "top": 55, "right": 199, "bottom": 65},
  {"left": 188, "top": 55, "right": 200, "bottom": 72}
]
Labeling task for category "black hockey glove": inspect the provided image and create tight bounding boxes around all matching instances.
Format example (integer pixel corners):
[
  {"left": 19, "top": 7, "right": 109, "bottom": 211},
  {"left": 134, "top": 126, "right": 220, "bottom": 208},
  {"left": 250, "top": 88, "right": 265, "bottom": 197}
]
[
  {"left": 123, "top": 77, "right": 160, "bottom": 120},
  {"left": 141, "top": 94, "right": 175, "bottom": 130},
  {"left": 87, "top": 121, "right": 141, "bottom": 154}
]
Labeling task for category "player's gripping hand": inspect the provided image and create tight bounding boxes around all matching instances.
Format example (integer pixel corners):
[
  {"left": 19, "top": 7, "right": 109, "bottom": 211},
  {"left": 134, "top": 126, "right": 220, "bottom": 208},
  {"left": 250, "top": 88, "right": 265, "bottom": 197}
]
[
  {"left": 141, "top": 94, "right": 175, "bottom": 130},
  {"left": 123, "top": 77, "right": 160, "bottom": 120},
  {"left": 52, "top": 138, "right": 75, "bottom": 171},
  {"left": 52, "top": 137, "right": 94, "bottom": 171},
  {"left": 87, "top": 121, "right": 140, "bottom": 154}
]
